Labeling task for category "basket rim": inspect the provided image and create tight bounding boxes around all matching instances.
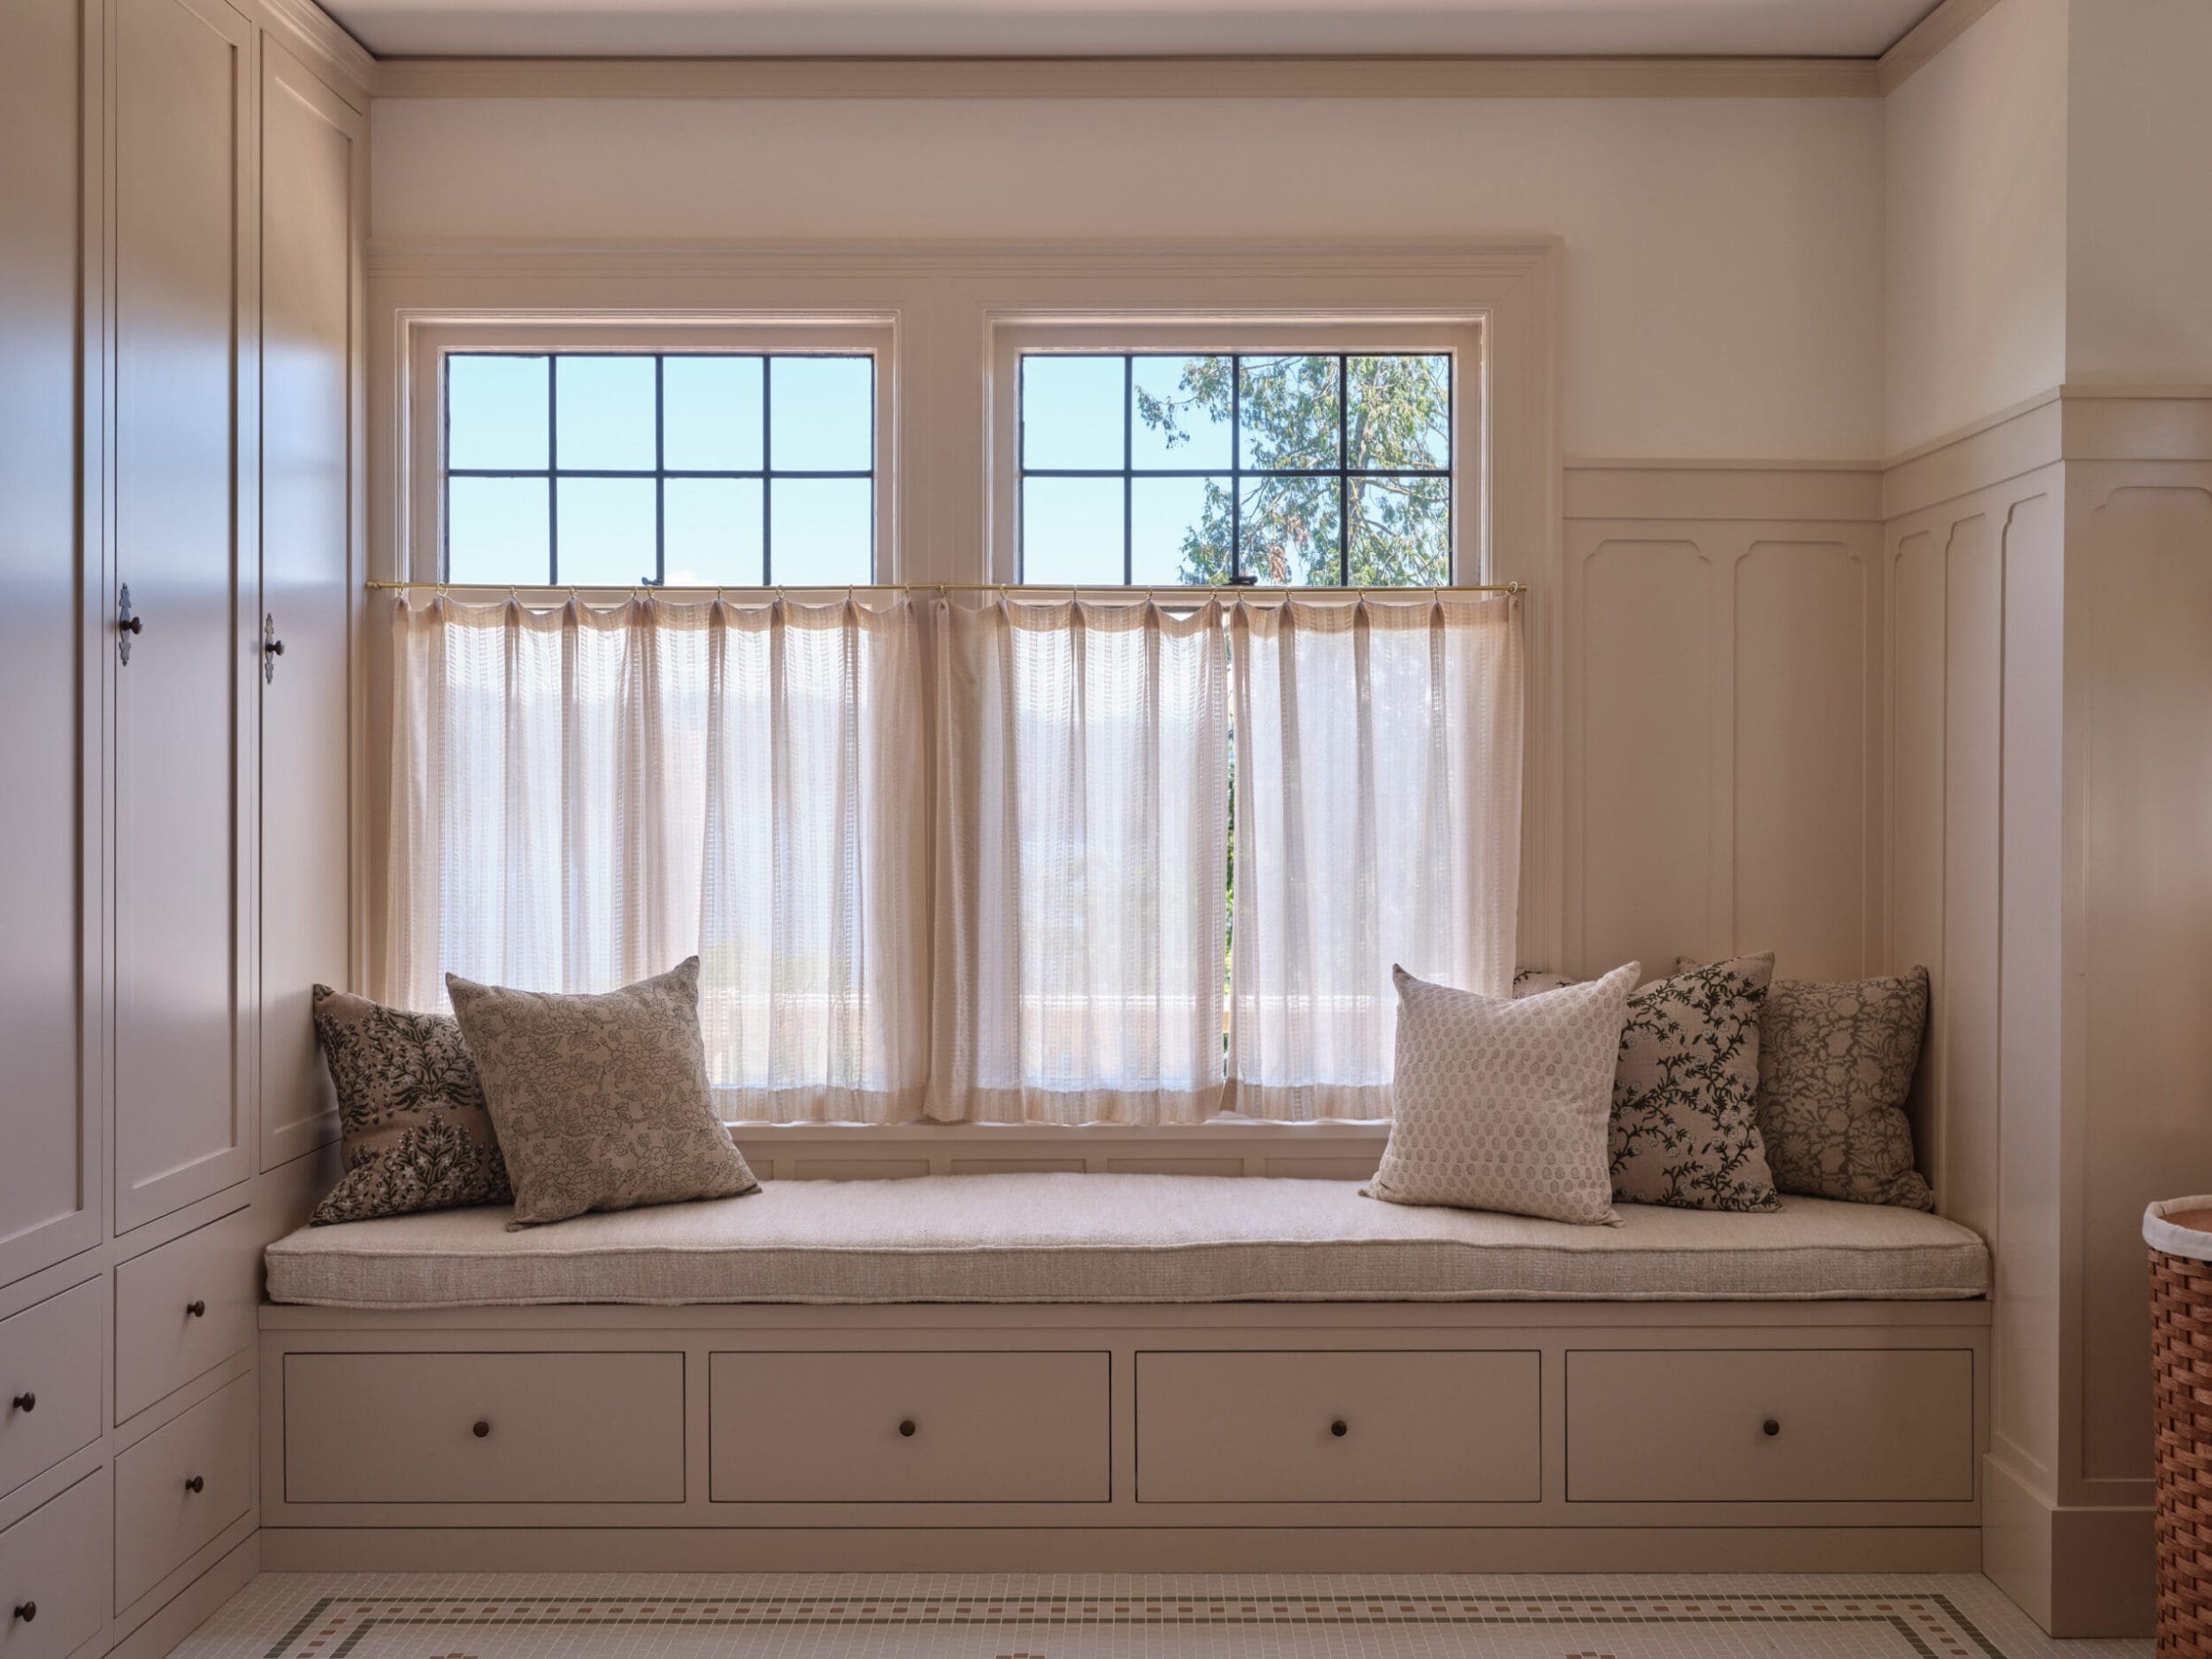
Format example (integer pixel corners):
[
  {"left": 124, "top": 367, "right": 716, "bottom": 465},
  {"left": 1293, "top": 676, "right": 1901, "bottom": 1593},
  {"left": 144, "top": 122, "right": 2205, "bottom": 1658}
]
[{"left": 2147, "top": 1196, "right": 2212, "bottom": 1261}]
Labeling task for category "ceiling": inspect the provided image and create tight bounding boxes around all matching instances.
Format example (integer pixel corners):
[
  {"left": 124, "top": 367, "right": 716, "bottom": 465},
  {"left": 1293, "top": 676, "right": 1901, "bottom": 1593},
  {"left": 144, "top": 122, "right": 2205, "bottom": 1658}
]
[{"left": 326, "top": 0, "right": 1943, "bottom": 61}]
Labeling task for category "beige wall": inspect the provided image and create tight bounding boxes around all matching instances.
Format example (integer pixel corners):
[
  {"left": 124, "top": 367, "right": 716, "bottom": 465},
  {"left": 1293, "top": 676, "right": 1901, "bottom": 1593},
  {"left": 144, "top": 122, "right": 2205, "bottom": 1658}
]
[
  {"left": 368, "top": 93, "right": 1886, "bottom": 462},
  {"left": 1883, "top": 0, "right": 2068, "bottom": 454}
]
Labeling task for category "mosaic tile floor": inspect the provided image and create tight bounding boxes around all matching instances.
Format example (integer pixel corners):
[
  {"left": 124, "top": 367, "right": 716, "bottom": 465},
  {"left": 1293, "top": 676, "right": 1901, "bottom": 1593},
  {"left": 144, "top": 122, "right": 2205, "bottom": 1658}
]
[{"left": 171, "top": 1573, "right": 2149, "bottom": 1659}]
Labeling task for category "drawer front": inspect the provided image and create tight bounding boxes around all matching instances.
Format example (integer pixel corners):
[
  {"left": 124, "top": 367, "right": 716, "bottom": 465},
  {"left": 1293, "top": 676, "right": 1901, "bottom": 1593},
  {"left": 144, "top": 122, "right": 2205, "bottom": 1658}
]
[
  {"left": 283, "top": 1351, "right": 685, "bottom": 1505},
  {"left": 709, "top": 1352, "right": 1109, "bottom": 1503},
  {"left": 1565, "top": 1348, "right": 1975, "bottom": 1503},
  {"left": 1137, "top": 1349, "right": 1541, "bottom": 1503},
  {"left": 114, "top": 1371, "right": 254, "bottom": 1609},
  {"left": 0, "top": 1471, "right": 107, "bottom": 1659},
  {"left": 0, "top": 1282, "right": 103, "bottom": 1501},
  {"left": 115, "top": 1206, "right": 257, "bottom": 1421}
]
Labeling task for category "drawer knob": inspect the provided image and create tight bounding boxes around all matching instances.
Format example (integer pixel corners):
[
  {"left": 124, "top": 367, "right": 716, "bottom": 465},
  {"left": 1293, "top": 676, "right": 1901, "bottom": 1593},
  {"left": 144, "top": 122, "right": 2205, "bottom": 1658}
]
[
  {"left": 9, "top": 1392, "right": 32, "bottom": 1413},
  {"left": 898, "top": 1419, "right": 917, "bottom": 1438},
  {"left": 184, "top": 1474, "right": 204, "bottom": 1494},
  {"left": 185, "top": 1300, "right": 206, "bottom": 1318},
  {"left": 12, "top": 1602, "right": 34, "bottom": 1624},
  {"left": 472, "top": 1420, "right": 491, "bottom": 1439},
  {"left": 1331, "top": 1419, "right": 1348, "bottom": 1438},
  {"left": 1763, "top": 1418, "right": 1781, "bottom": 1438}
]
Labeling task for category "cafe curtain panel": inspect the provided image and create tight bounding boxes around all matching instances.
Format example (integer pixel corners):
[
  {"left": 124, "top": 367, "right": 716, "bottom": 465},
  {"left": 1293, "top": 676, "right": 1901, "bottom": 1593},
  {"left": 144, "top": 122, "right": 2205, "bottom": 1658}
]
[{"left": 385, "top": 589, "right": 1520, "bottom": 1124}]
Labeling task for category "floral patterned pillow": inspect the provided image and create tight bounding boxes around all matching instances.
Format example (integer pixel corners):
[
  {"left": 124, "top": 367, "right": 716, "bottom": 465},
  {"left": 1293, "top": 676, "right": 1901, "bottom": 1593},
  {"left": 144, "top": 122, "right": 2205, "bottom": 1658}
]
[
  {"left": 309, "top": 986, "right": 511, "bottom": 1225},
  {"left": 1755, "top": 967, "right": 1934, "bottom": 1210},
  {"left": 1609, "top": 955, "right": 1780, "bottom": 1212}
]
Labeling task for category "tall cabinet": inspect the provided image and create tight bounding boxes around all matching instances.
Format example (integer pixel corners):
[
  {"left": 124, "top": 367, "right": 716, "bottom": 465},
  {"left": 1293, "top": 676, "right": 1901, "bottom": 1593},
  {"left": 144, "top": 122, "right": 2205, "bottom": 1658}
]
[{"left": 0, "top": 0, "right": 365, "bottom": 1650}]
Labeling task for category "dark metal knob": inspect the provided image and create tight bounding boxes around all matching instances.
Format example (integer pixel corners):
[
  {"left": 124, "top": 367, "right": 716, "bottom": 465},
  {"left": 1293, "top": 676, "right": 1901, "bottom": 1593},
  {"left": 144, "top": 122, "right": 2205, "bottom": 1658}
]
[
  {"left": 898, "top": 1419, "right": 916, "bottom": 1438},
  {"left": 262, "top": 615, "right": 284, "bottom": 683},
  {"left": 265, "top": 639, "right": 284, "bottom": 657},
  {"left": 13, "top": 1601, "right": 34, "bottom": 1623},
  {"left": 1763, "top": 1418, "right": 1781, "bottom": 1438},
  {"left": 185, "top": 1300, "right": 205, "bottom": 1318},
  {"left": 10, "top": 1392, "right": 32, "bottom": 1412},
  {"left": 119, "top": 616, "right": 142, "bottom": 634},
  {"left": 184, "top": 1475, "right": 204, "bottom": 1494},
  {"left": 472, "top": 1419, "right": 491, "bottom": 1438},
  {"left": 1331, "top": 1419, "right": 1348, "bottom": 1438}
]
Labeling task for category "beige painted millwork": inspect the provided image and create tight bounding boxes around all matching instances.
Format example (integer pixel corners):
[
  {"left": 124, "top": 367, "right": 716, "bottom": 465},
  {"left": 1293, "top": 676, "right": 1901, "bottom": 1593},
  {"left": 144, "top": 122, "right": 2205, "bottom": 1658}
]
[
  {"left": 113, "top": 1207, "right": 258, "bottom": 1423},
  {"left": 0, "top": 1473, "right": 109, "bottom": 1659},
  {"left": 112, "top": 1372, "right": 255, "bottom": 1608},
  {"left": 0, "top": 1282, "right": 104, "bottom": 1503}
]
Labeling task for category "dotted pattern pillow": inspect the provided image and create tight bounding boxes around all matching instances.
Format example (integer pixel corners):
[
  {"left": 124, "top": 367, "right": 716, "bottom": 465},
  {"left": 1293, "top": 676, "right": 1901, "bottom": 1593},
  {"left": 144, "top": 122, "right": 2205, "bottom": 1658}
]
[
  {"left": 309, "top": 986, "right": 511, "bottom": 1225},
  {"left": 1364, "top": 961, "right": 1640, "bottom": 1225},
  {"left": 1755, "top": 967, "right": 1934, "bottom": 1210},
  {"left": 1609, "top": 954, "right": 1780, "bottom": 1212},
  {"left": 445, "top": 956, "right": 761, "bottom": 1227}
]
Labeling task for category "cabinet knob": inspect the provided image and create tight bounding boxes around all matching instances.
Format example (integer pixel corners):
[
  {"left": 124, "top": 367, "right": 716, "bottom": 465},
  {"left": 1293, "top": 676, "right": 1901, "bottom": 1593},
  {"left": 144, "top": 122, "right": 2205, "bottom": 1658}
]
[
  {"left": 1763, "top": 1418, "right": 1781, "bottom": 1438},
  {"left": 898, "top": 1419, "right": 917, "bottom": 1438},
  {"left": 117, "top": 585, "right": 142, "bottom": 665},
  {"left": 472, "top": 1420, "right": 490, "bottom": 1439},
  {"left": 185, "top": 1300, "right": 205, "bottom": 1318},
  {"left": 9, "top": 1392, "right": 32, "bottom": 1413},
  {"left": 1330, "top": 1419, "right": 1348, "bottom": 1438},
  {"left": 263, "top": 614, "right": 285, "bottom": 684},
  {"left": 184, "top": 1475, "right": 204, "bottom": 1494},
  {"left": 12, "top": 1601, "right": 34, "bottom": 1624}
]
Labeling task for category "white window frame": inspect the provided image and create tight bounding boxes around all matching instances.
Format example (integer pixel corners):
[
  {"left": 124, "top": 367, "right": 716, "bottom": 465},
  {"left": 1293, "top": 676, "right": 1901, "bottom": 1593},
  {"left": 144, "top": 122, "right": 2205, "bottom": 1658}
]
[
  {"left": 989, "top": 318, "right": 1486, "bottom": 588},
  {"left": 403, "top": 316, "right": 899, "bottom": 588}
]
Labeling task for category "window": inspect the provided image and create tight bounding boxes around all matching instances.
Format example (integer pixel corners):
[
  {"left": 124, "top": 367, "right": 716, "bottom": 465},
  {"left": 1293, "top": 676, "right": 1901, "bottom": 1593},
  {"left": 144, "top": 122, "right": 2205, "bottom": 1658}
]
[
  {"left": 1017, "top": 349, "right": 1456, "bottom": 588},
  {"left": 442, "top": 350, "right": 878, "bottom": 587}
]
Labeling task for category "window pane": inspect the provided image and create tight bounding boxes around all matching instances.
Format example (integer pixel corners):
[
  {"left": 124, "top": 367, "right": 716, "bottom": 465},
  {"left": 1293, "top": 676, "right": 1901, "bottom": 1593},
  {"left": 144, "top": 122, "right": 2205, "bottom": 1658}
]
[
  {"left": 771, "top": 357, "right": 872, "bottom": 472},
  {"left": 1348, "top": 355, "right": 1450, "bottom": 472},
  {"left": 447, "top": 355, "right": 547, "bottom": 472},
  {"left": 664, "top": 356, "right": 764, "bottom": 472},
  {"left": 1022, "top": 477, "right": 1124, "bottom": 585},
  {"left": 1239, "top": 474, "right": 1341, "bottom": 586},
  {"left": 1348, "top": 475, "right": 1450, "bottom": 587},
  {"left": 449, "top": 477, "right": 550, "bottom": 584},
  {"left": 556, "top": 477, "right": 657, "bottom": 586},
  {"left": 1131, "top": 475, "right": 1229, "bottom": 586},
  {"left": 770, "top": 477, "right": 872, "bottom": 584},
  {"left": 1131, "top": 355, "right": 1232, "bottom": 471},
  {"left": 1022, "top": 355, "right": 1124, "bottom": 471},
  {"left": 1238, "top": 355, "right": 1340, "bottom": 471},
  {"left": 664, "top": 478, "right": 764, "bottom": 586},
  {"left": 555, "top": 356, "right": 657, "bottom": 472}
]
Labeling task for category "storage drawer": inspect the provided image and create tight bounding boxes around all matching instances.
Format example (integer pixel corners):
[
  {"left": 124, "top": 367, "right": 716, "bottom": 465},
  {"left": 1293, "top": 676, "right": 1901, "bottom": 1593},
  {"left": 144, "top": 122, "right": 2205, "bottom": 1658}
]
[
  {"left": 1136, "top": 1349, "right": 1541, "bottom": 1503},
  {"left": 1565, "top": 1348, "right": 1975, "bottom": 1503},
  {"left": 283, "top": 1351, "right": 684, "bottom": 1505},
  {"left": 0, "top": 1282, "right": 102, "bottom": 1501},
  {"left": 115, "top": 1206, "right": 257, "bottom": 1421},
  {"left": 114, "top": 1371, "right": 254, "bottom": 1609},
  {"left": 0, "top": 1471, "right": 107, "bottom": 1659},
  {"left": 709, "top": 1352, "right": 1109, "bottom": 1502}
]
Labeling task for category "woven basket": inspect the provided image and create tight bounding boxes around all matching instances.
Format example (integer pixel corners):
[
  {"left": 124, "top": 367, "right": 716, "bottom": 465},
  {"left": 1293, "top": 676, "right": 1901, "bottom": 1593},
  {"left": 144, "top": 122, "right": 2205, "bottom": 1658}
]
[{"left": 2149, "top": 1197, "right": 2212, "bottom": 1656}]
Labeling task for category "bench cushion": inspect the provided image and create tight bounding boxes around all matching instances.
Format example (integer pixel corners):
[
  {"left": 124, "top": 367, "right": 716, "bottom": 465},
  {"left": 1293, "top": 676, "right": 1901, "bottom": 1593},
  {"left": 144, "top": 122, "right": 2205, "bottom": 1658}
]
[{"left": 264, "top": 1172, "right": 1990, "bottom": 1308}]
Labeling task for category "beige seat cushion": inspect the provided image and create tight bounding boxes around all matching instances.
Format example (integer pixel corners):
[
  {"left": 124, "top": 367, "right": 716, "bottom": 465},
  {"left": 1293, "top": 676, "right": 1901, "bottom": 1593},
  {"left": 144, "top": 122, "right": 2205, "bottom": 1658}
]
[{"left": 265, "top": 1172, "right": 1990, "bottom": 1309}]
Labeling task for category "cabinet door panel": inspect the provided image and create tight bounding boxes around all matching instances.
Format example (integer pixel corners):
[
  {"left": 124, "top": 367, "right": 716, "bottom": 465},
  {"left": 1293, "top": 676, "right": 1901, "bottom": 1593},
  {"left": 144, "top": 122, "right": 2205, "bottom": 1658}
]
[
  {"left": 0, "top": 0, "right": 97, "bottom": 1286},
  {"left": 257, "top": 42, "right": 361, "bottom": 1170},
  {"left": 113, "top": 0, "right": 256, "bottom": 1232}
]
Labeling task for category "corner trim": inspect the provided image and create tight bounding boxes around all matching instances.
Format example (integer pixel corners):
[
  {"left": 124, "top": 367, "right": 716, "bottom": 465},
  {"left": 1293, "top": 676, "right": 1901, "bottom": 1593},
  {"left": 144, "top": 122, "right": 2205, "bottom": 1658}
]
[
  {"left": 1877, "top": 0, "right": 2005, "bottom": 95},
  {"left": 255, "top": 0, "right": 377, "bottom": 111}
]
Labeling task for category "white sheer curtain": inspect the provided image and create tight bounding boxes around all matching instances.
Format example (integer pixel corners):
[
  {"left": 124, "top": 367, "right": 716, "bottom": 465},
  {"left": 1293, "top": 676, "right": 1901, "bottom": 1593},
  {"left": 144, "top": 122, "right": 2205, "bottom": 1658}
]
[
  {"left": 1226, "top": 594, "right": 1524, "bottom": 1119},
  {"left": 386, "top": 588, "right": 1521, "bottom": 1124}
]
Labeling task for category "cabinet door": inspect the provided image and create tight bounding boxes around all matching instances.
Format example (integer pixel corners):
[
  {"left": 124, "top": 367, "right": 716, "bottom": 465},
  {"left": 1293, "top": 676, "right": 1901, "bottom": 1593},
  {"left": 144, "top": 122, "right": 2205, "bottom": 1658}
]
[
  {"left": 0, "top": 0, "right": 100, "bottom": 1286},
  {"left": 112, "top": 0, "right": 257, "bottom": 1233},
  {"left": 257, "top": 42, "right": 363, "bottom": 1171}
]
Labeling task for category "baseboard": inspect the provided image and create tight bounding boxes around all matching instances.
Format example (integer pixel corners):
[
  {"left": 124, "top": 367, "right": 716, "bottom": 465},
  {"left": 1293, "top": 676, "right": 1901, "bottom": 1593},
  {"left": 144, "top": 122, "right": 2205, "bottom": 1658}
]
[
  {"left": 104, "top": 1531, "right": 261, "bottom": 1659},
  {"left": 261, "top": 1525, "right": 1980, "bottom": 1574},
  {"left": 1982, "top": 1454, "right": 2153, "bottom": 1637}
]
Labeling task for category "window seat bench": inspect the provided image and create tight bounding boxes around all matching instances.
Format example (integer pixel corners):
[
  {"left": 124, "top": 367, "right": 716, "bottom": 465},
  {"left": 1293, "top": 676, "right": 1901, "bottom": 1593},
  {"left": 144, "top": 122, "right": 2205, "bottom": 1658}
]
[{"left": 256, "top": 1173, "right": 1993, "bottom": 1576}]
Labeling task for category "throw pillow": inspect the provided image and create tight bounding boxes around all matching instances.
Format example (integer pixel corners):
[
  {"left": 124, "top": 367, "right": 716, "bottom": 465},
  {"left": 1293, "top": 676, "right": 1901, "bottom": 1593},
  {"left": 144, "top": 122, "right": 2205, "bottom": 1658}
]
[
  {"left": 1363, "top": 961, "right": 1640, "bottom": 1225},
  {"left": 1609, "top": 954, "right": 1780, "bottom": 1212},
  {"left": 1755, "top": 966, "right": 1935, "bottom": 1210},
  {"left": 308, "top": 986, "right": 511, "bottom": 1225},
  {"left": 445, "top": 956, "right": 760, "bottom": 1226},
  {"left": 1511, "top": 967, "right": 1577, "bottom": 997}
]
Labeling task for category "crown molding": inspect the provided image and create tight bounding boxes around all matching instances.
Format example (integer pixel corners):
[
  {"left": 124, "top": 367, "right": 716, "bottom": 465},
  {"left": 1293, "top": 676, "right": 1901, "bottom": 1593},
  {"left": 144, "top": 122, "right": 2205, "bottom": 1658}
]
[
  {"left": 1877, "top": 0, "right": 2004, "bottom": 95},
  {"left": 257, "top": 0, "right": 378, "bottom": 110},
  {"left": 368, "top": 53, "right": 1881, "bottom": 102}
]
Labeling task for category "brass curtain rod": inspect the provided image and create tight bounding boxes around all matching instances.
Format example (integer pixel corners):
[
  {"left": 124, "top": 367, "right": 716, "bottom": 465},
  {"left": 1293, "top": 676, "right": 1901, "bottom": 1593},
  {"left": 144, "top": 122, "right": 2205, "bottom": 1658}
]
[{"left": 363, "top": 580, "right": 1525, "bottom": 598}]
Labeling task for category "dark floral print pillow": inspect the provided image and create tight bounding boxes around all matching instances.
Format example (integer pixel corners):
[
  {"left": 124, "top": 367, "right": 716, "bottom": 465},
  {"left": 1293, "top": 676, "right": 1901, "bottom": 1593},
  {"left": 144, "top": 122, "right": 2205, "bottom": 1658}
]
[
  {"left": 1609, "top": 954, "right": 1781, "bottom": 1212},
  {"left": 1755, "top": 967, "right": 1934, "bottom": 1210}
]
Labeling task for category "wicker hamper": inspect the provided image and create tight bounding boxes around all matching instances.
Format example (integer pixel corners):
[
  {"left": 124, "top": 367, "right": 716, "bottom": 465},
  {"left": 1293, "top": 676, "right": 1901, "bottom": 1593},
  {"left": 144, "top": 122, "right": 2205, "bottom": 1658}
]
[{"left": 2149, "top": 1196, "right": 2212, "bottom": 1655}]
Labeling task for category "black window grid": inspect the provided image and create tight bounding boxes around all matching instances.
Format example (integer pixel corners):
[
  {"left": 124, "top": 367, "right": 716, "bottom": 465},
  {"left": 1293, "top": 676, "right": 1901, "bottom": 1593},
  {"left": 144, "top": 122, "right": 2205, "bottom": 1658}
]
[
  {"left": 442, "top": 349, "right": 878, "bottom": 586},
  {"left": 1016, "top": 350, "right": 1454, "bottom": 588}
]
